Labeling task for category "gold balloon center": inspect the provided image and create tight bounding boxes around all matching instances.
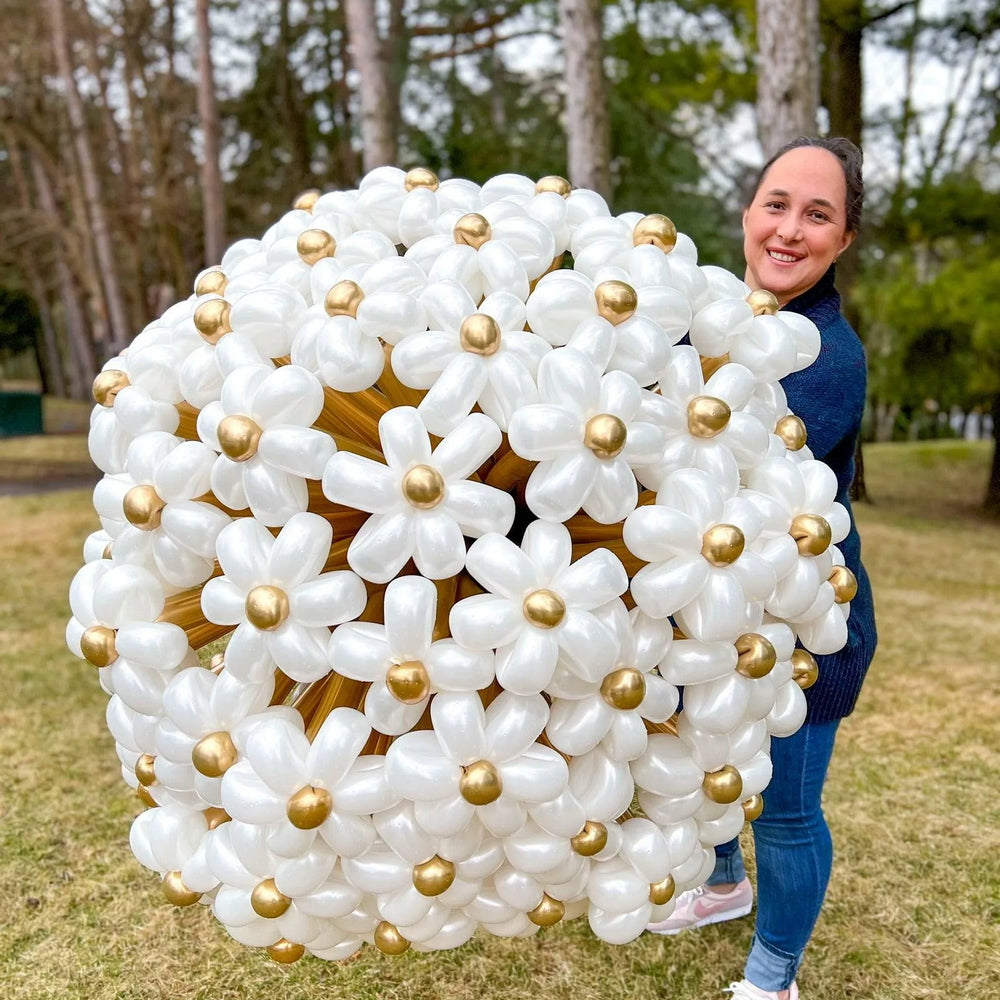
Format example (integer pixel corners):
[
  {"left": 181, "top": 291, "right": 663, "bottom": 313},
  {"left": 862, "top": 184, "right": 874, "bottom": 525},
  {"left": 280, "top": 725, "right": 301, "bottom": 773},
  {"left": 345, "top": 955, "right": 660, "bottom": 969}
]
[
  {"left": 600, "top": 667, "right": 646, "bottom": 710},
  {"left": 245, "top": 585, "right": 290, "bottom": 631},
  {"left": 702, "top": 764, "right": 744, "bottom": 804},
  {"left": 203, "top": 807, "right": 231, "bottom": 830},
  {"left": 292, "top": 188, "right": 320, "bottom": 212},
  {"left": 459, "top": 313, "right": 502, "bottom": 356},
  {"left": 92, "top": 369, "right": 129, "bottom": 407},
  {"left": 412, "top": 855, "right": 457, "bottom": 896},
  {"left": 735, "top": 633, "right": 777, "bottom": 679},
  {"left": 829, "top": 565, "right": 858, "bottom": 604},
  {"left": 135, "top": 754, "right": 157, "bottom": 787},
  {"left": 251, "top": 878, "right": 292, "bottom": 918},
  {"left": 191, "top": 731, "right": 238, "bottom": 778},
  {"left": 296, "top": 228, "right": 337, "bottom": 265},
  {"left": 123, "top": 484, "right": 166, "bottom": 531},
  {"left": 194, "top": 269, "right": 228, "bottom": 297},
  {"left": 217, "top": 414, "right": 263, "bottom": 462},
  {"left": 791, "top": 648, "right": 819, "bottom": 690},
  {"left": 594, "top": 280, "right": 638, "bottom": 326},
  {"left": 374, "top": 921, "right": 411, "bottom": 955},
  {"left": 632, "top": 213, "right": 678, "bottom": 253},
  {"left": 528, "top": 894, "right": 565, "bottom": 926},
  {"left": 570, "top": 820, "right": 608, "bottom": 857},
  {"left": 584, "top": 413, "right": 628, "bottom": 459},
  {"left": 790, "top": 513, "right": 832, "bottom": 556},
  {"left": 535, "top": 174, "right": 572, "bottom": 196},
  {"left": 161, "top": 871, "right": 201, "bottom": 907},
  {"left": 286, "top": 785, "right": 333, "bottom": 830},
  {"left": 649, "top": 874, "right": 676, "bottom": 905},
  {"left": 324, "top": 279, "right": 365, "bottom": 318},
  {"left": 687, "top": 396, "right": 732, "bottom": 439},
  {"left": 775, "top": 414, "right": 808, "bottom": 451},
  {"left": 522, "top": 588, "right": 566, "bottom": 629},
  {"left": 267, "top": 939, "right": 305, "bottom": 964},
  {"left": 401, "top": 464, "right": 446, "bottom": 510},
  {"left": 193, "top": 298, "right": 232, "bottom": 344},
  {"left": 742, "top": 794, "right": 764, "bottom": 822},
  {"left": 404, "top": 166, "right": 440, "bottom": 191},
  {"left": 385, "top": 660, "right": 431, "bottom": 704},
  {"left": 700, "top": 524, "right": 745, "bottom": 567},
  {"left": 746, "top": 289, "right": 780, "bottom": 316},
  {"left": 454, "top": 212, "right": 492, "bottom": 249},
  {"left": 137, "top": 785, "right": 157, "bottom": 809},
  {"left": 459, "top": 760, "right": 503, "bottom": 805},
  {"left": 80, "top": 625, "right": 118, "bottom": 667}
]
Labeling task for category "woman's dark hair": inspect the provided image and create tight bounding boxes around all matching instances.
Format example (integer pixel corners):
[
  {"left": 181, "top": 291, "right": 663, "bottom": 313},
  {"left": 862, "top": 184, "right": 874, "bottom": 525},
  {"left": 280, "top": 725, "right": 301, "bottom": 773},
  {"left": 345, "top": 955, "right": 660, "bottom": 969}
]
[{"left": 747, "top": 136, "right": 864, "bottom": 234}]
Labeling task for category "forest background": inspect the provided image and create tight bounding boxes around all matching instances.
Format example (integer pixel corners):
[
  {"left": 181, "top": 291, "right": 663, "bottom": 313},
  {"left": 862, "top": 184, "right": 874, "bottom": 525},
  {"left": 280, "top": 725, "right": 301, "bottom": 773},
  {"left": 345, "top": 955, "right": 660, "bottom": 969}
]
[{"left": 1, "top": 0, "right": 999, "bottom": 505}]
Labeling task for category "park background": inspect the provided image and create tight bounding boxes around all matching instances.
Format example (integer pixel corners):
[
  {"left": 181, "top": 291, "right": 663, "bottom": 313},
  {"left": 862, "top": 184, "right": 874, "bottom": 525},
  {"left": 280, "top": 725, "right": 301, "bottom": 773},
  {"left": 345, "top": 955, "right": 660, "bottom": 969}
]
[{"left": 1, "top": 2, "right": 998, "bottom": 998}]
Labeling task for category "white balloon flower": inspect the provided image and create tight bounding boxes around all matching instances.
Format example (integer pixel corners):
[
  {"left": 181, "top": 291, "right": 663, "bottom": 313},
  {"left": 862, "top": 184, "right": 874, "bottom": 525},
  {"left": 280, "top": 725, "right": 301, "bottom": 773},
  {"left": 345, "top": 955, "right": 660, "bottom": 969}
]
[
  {"left": 201, "top": 513, "right": 368, "bottom": 683},
  {"left": 450, "top": 520, "right": 627, "bottom": 696},
  {"left": 322, "top": 406, "right": 514, "bottom": 584}
]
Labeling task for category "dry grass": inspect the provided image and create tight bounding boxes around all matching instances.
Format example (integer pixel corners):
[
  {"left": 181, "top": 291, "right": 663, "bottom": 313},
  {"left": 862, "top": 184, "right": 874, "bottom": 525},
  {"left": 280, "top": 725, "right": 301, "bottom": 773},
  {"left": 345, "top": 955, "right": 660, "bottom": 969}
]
[{"left": 1, "top": 440, "right": 997, "bottom": 1000}]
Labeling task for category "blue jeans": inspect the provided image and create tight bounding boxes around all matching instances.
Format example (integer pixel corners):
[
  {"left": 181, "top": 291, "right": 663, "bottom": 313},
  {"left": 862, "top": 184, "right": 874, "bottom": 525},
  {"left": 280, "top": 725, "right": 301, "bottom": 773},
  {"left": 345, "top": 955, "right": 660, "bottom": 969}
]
[{"left": 709, "top": 719, "right": 841, "bottom": 992}]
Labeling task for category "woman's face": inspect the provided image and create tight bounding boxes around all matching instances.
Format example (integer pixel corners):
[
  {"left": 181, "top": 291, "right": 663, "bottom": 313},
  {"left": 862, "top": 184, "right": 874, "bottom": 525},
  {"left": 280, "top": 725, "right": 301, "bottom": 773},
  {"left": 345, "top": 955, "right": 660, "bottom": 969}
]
[{"left": 742, "top": 146, "right": 855, "bottom": 306}]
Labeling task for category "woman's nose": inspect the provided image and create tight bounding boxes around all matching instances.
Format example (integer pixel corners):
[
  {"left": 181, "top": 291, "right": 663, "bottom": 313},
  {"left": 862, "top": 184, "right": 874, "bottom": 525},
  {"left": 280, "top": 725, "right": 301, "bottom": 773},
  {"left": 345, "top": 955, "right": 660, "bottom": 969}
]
[{"left": 776, "top": 216, "right": 802, "bottom": 242}]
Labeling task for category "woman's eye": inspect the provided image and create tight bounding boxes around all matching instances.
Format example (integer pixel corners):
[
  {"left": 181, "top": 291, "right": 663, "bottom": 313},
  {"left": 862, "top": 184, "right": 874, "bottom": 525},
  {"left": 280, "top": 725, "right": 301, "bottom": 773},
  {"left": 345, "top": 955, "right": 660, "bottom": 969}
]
[{"left": 809, "top": 211, "right": 831, "bottom": 222}]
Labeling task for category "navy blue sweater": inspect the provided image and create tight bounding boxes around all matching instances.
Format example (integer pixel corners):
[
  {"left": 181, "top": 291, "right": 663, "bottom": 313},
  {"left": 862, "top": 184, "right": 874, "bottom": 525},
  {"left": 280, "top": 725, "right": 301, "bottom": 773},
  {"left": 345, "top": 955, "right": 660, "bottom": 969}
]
[{"left": 782, "top": 267, "right": 878, "bottom": 722}]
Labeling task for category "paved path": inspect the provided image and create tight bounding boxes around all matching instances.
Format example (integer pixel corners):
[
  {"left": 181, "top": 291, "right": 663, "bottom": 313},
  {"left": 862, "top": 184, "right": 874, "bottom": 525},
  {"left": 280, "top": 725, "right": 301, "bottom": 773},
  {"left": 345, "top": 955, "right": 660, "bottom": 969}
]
[{"left": 0, "top": 474, "right": 100, "bottom": 497}]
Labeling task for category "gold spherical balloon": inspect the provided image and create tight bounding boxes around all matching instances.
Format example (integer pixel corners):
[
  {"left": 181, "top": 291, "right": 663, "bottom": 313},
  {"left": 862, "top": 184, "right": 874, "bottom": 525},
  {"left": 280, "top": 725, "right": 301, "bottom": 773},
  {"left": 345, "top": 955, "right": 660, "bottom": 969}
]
[
  {"left": 267, "top": 939, "right": 305, "bottom": 964},
  {"left": 522, "top": 588, "right": 566, "bottom": 629},
  {"left": 404, "top": 166, "right": 440, "bottom": 192},
  {"left": 829, "top": 565, "right": 858, "bottom": 604},
  {"left": 594, "top": 280, "right": 638, "bottom": 326},
  {"left": 459, "top": 313, "right": 502, "bottom": 356},
  {"left": 746, "top": 289, "right": 780, "bottom": 316},
  {"left": 385, "top": 660, "right": 431, "bottom": 704},
  {"left": 296, "top": 228, "right": 337, "bottom": 265},
  {"left": 453, "top": 212, "right": 492, "bottom": 249},
  {"left": 192, "top": 731, "right": 238, "bottom": 778},
  {"left": 790, "top": 513, "right": 832, "bottom": 556},
  {"left": 632, "top": 213, "right": 678, "bottom": 253},
  {"left": 570, "top": 820, "right": 608, "bottom": 857},
  {"left": 245, "top": 585, "right": 290, "bottom": 632},
  {"left": 374, "top": 921, "right": 411, "bottom": 955},
  {"left": 700, "top": 524, "right": 745, "bottom": 567},
  {"left": 600, "top": 667, "right": 646, "bottom": 710},
  {"left": 137, "top": 785, "right": 157, "bottom": 809},
  {"left": 203, "top": 807, "right": 231, "bottom": 830},
  {"left": 193, "top": 298, "right": 232, "bottom": 344},
  {"left": 92, "top": 369, "right": 130, "bottom": 407},
  {"left": 735, "top": 632, "right": 777, "bottom": 679},
  {"left": 80, "top": 625, "right": 118, "bottom": 667},
  {"left": 742, "top": 794, "right": 764, "bottom": 822},
  {"left": 459, "top": 760, "right": 503, "bottom": 805},
  {"left": 775, "top": 414, "right": 808, "bottom": 451},
  {"left": 535, "top": 174, "right": 572, "bottom": 196},
  {"left": 287, "top": 785, "right": 333, "bottom": 829},
  {"left": 401, "top": 463, "right": 446, "bottom": 510},
  {"left": 702, "top": 764, "right": 743, "bottom": 804},
  {"left": 412, "top": 855, "right": 457, "bottom": 897},
  {"left": 791, "top": 648, "right": 819, "bottom": 690},
  {"left": 135, "top": 754, "right": 157, "bottom": 787},
  {"left": 324, "top": 278, "right": 365, "bottom": 317},
  {"left": 527, "top": 894, "right": 565, "bottom": 927},
  {"left": 194, "top": 268, "right": 228, "bottom": 297},
  {"left": 649, "top": 874, "right": 676, "bottom": 905},
  {"left": 217, "top": 413, "right": 263, "bottom": 462},
  {"left": 251, "top": 878, "right": 292, "bottom": 918},
  {"left": 687, "top": 395, "right": 732, "bottom": 439},
  {"left": 162, "top": 871, "right": 201, "bottom": 907},
  {"left": 123, "top": 484, "right": 166, "bottom": 532},
  {"left": 584, "top": 412, "right": 628, "bottom": 459},
  {"left": 292, "top": 188, "right": 321, "bottom": 212}
]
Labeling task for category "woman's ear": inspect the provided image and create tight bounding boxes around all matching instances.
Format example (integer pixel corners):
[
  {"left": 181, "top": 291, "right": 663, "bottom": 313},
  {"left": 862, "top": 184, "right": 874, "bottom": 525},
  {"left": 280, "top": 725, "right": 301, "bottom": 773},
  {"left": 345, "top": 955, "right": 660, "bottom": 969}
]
[
  {"left": 839, "top": 229, "right": 856, "bottom": 256},
  {"left": 741, "top": 207, "right": 749, "bottom": 231}
]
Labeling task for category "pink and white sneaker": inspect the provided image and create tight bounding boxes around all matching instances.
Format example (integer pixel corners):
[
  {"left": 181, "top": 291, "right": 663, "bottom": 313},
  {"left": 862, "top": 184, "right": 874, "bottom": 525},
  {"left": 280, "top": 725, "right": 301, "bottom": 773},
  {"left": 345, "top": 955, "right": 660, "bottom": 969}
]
[{"left": 645, "top": 878, "right": 753, "bottom": 935}]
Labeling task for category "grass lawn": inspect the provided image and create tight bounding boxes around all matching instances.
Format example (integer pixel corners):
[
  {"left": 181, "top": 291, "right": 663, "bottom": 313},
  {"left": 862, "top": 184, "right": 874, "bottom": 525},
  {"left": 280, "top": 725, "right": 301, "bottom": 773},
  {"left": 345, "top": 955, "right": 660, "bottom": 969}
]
[{"left": 1, "top": 439, "right": 997, "bottom": 1000}]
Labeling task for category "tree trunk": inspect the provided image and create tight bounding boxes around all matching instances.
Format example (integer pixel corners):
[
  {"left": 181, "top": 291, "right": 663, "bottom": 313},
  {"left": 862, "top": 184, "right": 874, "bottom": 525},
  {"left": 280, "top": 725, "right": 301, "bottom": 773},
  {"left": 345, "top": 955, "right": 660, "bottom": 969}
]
[
  {"left": 343, "top": 0, "right": 398, "bottom": 170},
  {"left": 323, "top": 0, "right": 360, "bottom": 184},
  {"left": 278, "top": 0, "right": 313, "bottom": 188},
  {"left": 985, "top": 392, "right": 1000, "bottom": 512},
  {"left": 46, "top": 0, "right": 132, "bottom": 355},
  {"left": 755, "top": 0, "right": 820, "bottom": 153},
  {"left": 195, "top": 0, "right": 226, "bottom": 266},
  {"left": 558, "top": 0, "right": 611, "bottom": 199}
]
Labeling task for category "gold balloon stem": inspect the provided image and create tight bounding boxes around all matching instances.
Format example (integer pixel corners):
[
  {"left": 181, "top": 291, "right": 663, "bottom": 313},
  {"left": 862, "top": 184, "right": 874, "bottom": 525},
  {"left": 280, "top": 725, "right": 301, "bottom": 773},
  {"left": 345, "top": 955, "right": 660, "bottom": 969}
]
[
  {"left": 483, "top": 448, "right": 536, "bottom": 491},
  {"left": 175, "top": 402, "right": 201, "bottom": 442},
  {"left": 312, "top": 388, "right": 389, "bottom": 449},
  {"left": 379, "top": 346, "right": 427, "bottom": 409},
  {"left": 644, "top": 717, "right": 679, "bottom": 737},
  {"left": 699, "top": 353, "right": 731, "bottom": 381},
  {"left": 269, "top": 670, "right": 298, "bottom": 707},
  {"left": 159, "top": 586, "right": 233, "bottom": 648},
  {"left": 432, "top": 576, "right": 458, "bottom": 640},
  {"left": 571, "top": 538, "right": 645, "bottom": 577},
  {"left": 300, "top": 673, "right": 370, "bottom": 741}
]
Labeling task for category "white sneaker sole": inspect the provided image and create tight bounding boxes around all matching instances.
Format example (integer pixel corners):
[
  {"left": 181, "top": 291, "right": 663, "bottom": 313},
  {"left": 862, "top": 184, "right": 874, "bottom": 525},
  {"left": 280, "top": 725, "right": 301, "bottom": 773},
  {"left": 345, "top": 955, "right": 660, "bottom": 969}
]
[{"left": 646, "top": 897, "right": 753, "bottom": 936}]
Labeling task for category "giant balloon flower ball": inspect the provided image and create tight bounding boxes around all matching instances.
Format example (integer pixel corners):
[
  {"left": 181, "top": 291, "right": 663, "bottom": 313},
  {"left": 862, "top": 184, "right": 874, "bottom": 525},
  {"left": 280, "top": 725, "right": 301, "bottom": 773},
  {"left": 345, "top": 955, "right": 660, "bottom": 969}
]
[{"left": 68, "top": 168, "right": 856, "bottom": 964}]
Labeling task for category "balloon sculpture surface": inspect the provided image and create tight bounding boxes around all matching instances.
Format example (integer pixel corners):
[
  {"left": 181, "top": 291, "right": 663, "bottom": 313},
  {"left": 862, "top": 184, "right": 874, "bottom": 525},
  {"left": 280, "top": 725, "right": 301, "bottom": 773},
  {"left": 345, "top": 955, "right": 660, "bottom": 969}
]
[{"left": 68, "top": 167, "right": 857, "bottom": 964}]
